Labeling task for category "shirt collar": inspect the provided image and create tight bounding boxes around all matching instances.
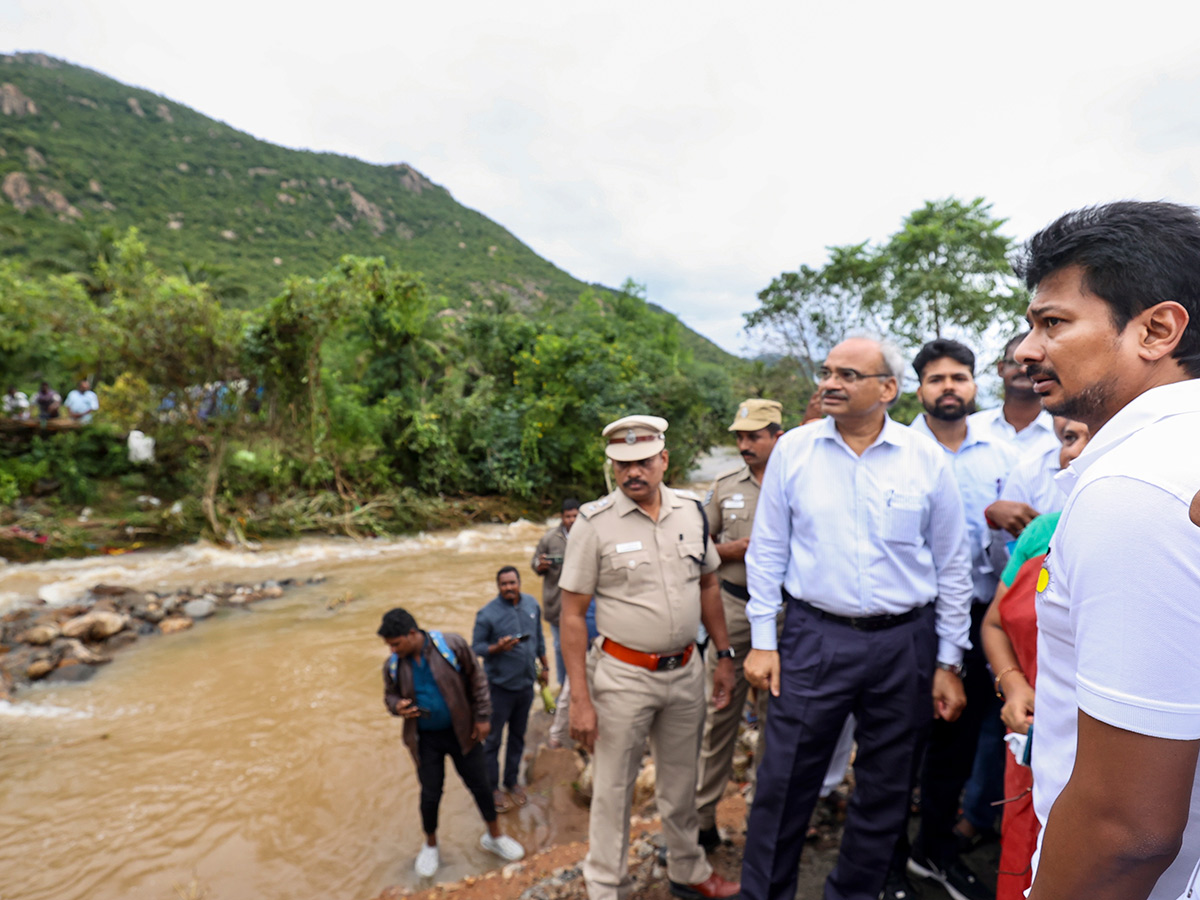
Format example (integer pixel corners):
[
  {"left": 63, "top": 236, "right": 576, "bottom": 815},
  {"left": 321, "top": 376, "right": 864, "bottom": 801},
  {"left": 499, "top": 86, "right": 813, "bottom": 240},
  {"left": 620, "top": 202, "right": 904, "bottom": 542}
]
[
  {"left": 1057, "top": 379, "right": 1200, "bottom": 491},
  {"left": 615, "top": 482, "right": 679, "bottom": 519},
  {"left": 816, "top": 414, "right": 907, "bottom": 453},
  {"left": 910, "top": 413, "right": 993, "bottom": 452},
  {"left": 981, "top": 405, "right": 1055, "bottom": 437}
]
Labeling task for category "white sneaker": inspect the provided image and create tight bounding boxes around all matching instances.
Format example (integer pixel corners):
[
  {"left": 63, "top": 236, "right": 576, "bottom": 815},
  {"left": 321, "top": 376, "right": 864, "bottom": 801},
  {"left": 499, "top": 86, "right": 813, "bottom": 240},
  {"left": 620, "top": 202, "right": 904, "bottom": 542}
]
[
  {"left": 480, "top": 832, "right": 525, "bottom": 862},
  {"left": 415, "top": 843, "right": 439, "bottom": 878}
]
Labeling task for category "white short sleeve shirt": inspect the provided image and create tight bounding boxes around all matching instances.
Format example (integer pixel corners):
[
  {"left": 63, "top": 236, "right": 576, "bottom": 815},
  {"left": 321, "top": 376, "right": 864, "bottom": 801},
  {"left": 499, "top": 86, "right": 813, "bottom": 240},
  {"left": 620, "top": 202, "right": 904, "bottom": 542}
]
[{"left": 1030, "top": 380, "right": 1200, "bottom": 900}]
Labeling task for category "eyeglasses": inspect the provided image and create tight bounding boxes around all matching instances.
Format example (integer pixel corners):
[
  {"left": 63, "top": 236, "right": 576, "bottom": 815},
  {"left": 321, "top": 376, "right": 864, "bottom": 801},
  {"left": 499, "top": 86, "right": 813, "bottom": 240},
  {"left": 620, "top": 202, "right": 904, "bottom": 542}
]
[{"left": 817, "top": 366, "right": 893, "bottom": 384}]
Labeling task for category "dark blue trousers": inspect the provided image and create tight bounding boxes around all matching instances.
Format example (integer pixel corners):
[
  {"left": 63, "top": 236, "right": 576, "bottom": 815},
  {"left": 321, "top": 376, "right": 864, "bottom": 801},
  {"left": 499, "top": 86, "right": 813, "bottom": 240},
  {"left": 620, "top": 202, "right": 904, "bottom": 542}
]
[
  {"left": 484, "top": 682, "right": 534, "bottom": 791},
  {"left": 741, "top": 600, "right": 936, "bottom": 900}
]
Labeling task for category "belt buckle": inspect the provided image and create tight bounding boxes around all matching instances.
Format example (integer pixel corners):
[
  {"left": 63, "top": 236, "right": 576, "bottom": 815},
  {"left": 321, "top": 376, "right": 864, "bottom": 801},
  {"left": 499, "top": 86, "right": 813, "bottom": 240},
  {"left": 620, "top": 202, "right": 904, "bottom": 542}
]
[{"left": 659, "top": 654, "right": 681, "bottom": 671}]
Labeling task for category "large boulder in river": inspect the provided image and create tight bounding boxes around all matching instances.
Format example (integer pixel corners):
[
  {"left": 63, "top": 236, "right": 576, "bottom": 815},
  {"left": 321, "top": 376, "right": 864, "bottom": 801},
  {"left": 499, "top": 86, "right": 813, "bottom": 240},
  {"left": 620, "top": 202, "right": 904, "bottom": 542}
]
[
  {"left": 183, "top": 598, "right": 216, "bottom": 619},
  {"left": 61, "top": 611, "right": 128, "bottom": 641}
]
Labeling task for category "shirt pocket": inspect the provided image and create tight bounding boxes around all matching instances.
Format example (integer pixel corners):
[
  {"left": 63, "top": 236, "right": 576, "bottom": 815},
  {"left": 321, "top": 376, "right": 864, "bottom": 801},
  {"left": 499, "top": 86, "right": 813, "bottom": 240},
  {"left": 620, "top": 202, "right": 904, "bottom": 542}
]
[
  {"left": 606, "top": 550, "right": 656, "bottom": 593},
  {"left": 883, "top": 492, "right": 924, "bottom": 545},
  {"left": 675, "top": 540, "right": 705, "bottom": 582}
]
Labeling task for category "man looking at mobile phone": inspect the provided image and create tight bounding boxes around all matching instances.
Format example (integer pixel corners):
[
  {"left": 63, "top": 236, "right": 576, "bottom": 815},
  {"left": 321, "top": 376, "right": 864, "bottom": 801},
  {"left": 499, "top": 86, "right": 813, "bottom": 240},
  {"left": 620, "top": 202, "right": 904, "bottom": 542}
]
[
  {"left": 473, "top": 566, "right": 549, "bottom": 813},
  {"left": 380, "top": 607, "right": 525, "bottom": 878}
]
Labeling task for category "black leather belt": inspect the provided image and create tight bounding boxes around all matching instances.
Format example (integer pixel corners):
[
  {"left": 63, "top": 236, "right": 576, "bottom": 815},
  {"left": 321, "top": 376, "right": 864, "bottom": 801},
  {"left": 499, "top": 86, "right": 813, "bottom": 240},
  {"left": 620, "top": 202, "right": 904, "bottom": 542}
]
[
  {"left": 784, "top": 589, "right": 922, "bottom": 632},
  {"left": 721, "top": 579, "right": 750, "bottom": 601}
]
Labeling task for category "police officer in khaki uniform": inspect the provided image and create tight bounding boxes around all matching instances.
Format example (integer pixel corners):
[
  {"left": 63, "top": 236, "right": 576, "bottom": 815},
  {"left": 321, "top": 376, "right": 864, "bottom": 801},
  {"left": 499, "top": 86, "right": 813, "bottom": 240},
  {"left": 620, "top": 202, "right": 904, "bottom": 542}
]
[
  {"left": 694, "top": 399, "right": 784, "bottom": 850},
  {"left": 560, "top": 414, "right": 740, "bottom": 900}
]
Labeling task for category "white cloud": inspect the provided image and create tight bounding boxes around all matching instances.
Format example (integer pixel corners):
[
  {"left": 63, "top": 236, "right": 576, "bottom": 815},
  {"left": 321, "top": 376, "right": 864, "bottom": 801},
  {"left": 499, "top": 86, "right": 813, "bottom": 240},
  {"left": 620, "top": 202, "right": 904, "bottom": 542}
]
[{"left": 6, "top": 0, "right": 1200, "bottom": 354}]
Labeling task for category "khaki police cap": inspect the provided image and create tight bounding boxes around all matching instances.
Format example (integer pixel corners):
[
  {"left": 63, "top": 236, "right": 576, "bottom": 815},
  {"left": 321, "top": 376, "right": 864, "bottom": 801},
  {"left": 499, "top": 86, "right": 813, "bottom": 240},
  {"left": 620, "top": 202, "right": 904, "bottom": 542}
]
[
  {"left": 729, "top": 399, "right": 783, "bottom": 432},
  {"left": 602, "top": 414, "right": 668, "bottom": 461}
]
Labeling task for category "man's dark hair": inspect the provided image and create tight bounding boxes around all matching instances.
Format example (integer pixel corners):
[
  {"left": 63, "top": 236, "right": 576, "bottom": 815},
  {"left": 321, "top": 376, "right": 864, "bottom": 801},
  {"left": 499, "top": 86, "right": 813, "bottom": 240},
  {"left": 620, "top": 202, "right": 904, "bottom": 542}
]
[
  {"left": 497, "top": 565, "right": 520, "bottom": 582},
  {"left": 765, "top": 422, "right": 784, "bottom": 436},
  {"left": 562, "top": 498, "right": 580, "bottom": 512},
  {"left": 1014, "top": 200, "right": 1200, "bottom": 377},
  {"left": 1001, "top": 331, "right": 1029, "bottom": 363},
  {"left": 377, "top": 607, "right": 418, "bottom": 638},
  {"left": 912, "top": 339, "right": 976, "bottom": 381}
]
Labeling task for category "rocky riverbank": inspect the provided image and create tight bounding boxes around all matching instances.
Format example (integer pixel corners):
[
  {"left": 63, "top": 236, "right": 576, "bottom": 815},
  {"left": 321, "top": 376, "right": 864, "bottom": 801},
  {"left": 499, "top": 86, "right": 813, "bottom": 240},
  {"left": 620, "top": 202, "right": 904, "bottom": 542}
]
[{"left": 0, "top": 577, "right": 315, "bottom": 697}]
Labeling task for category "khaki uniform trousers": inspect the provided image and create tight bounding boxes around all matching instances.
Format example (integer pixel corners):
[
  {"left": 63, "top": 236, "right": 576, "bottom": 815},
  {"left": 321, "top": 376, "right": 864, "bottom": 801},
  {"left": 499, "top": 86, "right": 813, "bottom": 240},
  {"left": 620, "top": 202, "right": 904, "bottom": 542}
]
[
  {"left": 696, "top": 587, "right": 766, "bottom": 829},
  {"left": 584, "top": 642, "right": 711, "bottom": 900},
  {"left": 695, "top": 590, "right": 852, "bottom": 831}
]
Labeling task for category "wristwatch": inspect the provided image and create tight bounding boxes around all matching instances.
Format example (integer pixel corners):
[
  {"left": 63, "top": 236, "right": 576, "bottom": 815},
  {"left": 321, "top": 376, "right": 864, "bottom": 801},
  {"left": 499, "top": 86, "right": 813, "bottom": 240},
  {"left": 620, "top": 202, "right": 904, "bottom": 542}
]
[
  {"left": 715, "top": 647, "right": 736, "bottom": 661},
  {"left": 936, "top": 661, "right": 964, "bottom": 677}
]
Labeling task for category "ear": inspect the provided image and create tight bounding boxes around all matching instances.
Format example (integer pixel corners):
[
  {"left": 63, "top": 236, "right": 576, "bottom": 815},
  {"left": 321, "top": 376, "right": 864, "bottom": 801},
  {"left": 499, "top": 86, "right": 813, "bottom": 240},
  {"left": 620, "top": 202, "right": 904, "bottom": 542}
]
[
  {"left": 882, "top": 375, "right": 900, "bottom": 405},
  {"left": 1136, "top": 301, "right": 1189, "bottom": 363}
]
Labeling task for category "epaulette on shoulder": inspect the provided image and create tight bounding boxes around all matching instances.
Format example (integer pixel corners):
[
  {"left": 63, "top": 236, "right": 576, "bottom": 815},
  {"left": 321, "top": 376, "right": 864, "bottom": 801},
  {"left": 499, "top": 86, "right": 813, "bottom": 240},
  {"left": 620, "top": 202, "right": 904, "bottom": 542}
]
[
  {"left": 673, "top": 488, "right": 702, "bottom": 502},
  {"left": 580, "top": 495, "right": 615, "bottom": 518},
  {"left": 714, "top": 465, "right": 746, "bottom": 482}
]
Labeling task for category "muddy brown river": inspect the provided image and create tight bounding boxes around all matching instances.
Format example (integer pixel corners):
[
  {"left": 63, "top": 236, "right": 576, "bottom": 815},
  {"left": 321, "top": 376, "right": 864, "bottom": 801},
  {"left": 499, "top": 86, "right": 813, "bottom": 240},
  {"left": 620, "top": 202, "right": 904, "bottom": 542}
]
[
  {"left": 0, "top": 449, "right": 738, "bottom": 900},
  {"left": 0, "top": 521, "right": 570, "bottom": 900}
]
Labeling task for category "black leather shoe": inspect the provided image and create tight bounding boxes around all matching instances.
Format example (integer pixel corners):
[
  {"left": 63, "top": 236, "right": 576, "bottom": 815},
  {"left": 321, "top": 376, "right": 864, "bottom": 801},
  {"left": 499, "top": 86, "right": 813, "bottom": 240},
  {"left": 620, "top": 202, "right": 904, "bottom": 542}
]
[{"left": 698, "top": 825, "right": 722, "bottom": 853}]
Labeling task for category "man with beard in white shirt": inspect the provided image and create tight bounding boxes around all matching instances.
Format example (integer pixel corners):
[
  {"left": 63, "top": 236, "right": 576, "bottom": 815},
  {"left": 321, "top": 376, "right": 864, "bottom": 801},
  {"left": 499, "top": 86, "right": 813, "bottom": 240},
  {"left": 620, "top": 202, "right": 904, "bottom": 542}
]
[{"left": 1013, "top": 200, "right": 1200, "bottom": 900}]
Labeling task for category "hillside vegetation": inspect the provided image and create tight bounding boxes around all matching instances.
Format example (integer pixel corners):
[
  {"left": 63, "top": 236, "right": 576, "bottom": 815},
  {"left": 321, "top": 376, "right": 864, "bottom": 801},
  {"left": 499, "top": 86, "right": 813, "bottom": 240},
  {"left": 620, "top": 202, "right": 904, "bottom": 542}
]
[{"left": 0, "top": 53, "right": 769, "bottom": 555}]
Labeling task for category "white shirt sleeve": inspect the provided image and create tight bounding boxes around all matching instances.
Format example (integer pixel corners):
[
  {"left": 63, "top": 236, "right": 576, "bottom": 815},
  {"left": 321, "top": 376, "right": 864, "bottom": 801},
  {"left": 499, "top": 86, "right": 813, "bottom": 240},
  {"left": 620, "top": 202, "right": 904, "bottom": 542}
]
[
  {"left": 745, "top": 437, "right": 792, "bottom": 651},
  {"left": 1070, "top": 477, "right": 1200, "bottom": 740},
  {"left": 927, "top": 459, "right": 973, "bottom": 666}
]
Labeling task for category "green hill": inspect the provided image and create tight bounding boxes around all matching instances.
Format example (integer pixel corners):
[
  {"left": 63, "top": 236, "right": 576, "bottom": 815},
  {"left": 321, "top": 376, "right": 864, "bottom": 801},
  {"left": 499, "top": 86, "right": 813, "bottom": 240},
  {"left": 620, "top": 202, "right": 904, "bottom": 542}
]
[{"left": 0, "top": 52, "right": 732, "bottom": 364}]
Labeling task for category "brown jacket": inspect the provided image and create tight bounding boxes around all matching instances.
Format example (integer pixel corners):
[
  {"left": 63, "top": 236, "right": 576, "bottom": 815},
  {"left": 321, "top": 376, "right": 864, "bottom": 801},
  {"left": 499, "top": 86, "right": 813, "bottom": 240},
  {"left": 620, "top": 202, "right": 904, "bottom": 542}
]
[{"left": 383, "top": 630, "right": 492, "bottom": 765}]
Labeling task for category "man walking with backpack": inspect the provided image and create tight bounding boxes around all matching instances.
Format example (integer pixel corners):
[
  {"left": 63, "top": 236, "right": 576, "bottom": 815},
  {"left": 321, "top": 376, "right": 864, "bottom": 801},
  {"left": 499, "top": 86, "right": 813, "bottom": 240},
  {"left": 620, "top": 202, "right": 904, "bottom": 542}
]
[{"left": 379, "top": 607, "right": 525, "bottom": 879}]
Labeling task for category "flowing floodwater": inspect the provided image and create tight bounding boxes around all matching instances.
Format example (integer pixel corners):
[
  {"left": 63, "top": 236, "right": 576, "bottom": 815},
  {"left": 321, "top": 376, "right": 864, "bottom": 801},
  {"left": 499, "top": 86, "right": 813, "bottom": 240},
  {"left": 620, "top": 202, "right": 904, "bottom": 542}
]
[
  {"left": 0, "top": 521, "right": 569, "bottom": 900},
  {"left": 0, "top": 453, "right": 739, "bottom": 900}
]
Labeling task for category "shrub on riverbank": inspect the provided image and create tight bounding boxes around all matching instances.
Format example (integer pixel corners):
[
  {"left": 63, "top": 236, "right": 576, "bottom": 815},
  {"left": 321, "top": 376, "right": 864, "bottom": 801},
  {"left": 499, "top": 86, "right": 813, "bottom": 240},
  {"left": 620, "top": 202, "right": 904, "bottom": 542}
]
[{"left": 0, "top": 236, "right": 738, "bottom": 549}]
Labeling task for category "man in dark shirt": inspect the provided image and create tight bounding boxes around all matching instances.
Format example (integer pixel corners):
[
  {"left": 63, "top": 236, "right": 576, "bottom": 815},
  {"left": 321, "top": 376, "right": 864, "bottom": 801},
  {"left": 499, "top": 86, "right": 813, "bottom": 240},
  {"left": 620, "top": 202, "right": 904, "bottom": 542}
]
[
  {"left": 532, "top": 497, "right": 581, "bottom": 686},
  {"left": 379, "top": 607, "right": 525, "bottom": 879},
  {"left": 472, "top": 566, "right": 549, "bottom": 812}
]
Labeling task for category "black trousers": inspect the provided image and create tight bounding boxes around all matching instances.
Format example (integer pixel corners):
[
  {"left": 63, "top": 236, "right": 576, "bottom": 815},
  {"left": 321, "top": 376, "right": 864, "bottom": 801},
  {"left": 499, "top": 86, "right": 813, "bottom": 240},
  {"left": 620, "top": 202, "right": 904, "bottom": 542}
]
[
  {"left": 484, "top": 683, "right": 534, "bottom": 791},
  {"left": 741, "top": 600, "right": 936, "bottom": 900},
  {"left": 416, "top": 727, "right": 495, "bottom": 835},
  {"left": 904, "top": 600, "right": 996, "bottom": 866}
]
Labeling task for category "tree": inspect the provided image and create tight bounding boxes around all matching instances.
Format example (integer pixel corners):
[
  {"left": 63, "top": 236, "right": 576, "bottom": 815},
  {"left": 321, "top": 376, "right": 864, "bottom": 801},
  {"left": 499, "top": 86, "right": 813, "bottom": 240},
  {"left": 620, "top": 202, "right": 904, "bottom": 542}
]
[
  {"left": 874, "top": 197, "right": 1027, "bottom": 345},
  {"left": 744, "top": 197, "right": 1028, "bottom": 363}
]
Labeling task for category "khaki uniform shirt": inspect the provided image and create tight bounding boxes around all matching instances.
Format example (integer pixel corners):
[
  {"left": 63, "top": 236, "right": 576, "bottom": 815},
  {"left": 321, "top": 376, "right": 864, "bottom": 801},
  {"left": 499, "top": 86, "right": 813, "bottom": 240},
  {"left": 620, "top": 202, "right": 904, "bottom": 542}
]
[
  {"left": 560, "top": 484, "right": 721, "bottom": 653},
  {"left": 704, "top": 464, "right": 761, "bottom": 588},
  {"left": 531, "top": 525, "right": 569, "bottom": 627}
]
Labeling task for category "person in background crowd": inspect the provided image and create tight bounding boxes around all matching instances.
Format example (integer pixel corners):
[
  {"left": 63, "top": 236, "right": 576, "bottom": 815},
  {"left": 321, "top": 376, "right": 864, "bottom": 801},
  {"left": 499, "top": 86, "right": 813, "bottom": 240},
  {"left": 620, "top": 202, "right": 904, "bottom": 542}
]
[
  {"left": 1013, "top": 200, "right": 1200, "bottom": 900},
  {"left": 63, "top": 379, "right": 99, "bottom": 424},
  {"left": 472, "top": 566, "right": 548, "bottom": 814},
  {"left": 532, "top": 498, "right": 581, "bottom": 686},
  {"left": 560, "top": 414, "right": 739, "bottom": 900},
  {"left": 3, "top": 385, "right": 30, "bottom": 420},
  {"left": 34, "top": 381, "right": 60, "bottom": 422},
  {"left": 696, "top": 398, "right": 788, "bottom": 852},
  {"left": 898, "top": 338, "right": 1016, "bottom": 900},
  {"left": 741, "top": 336, "right": 973, "bottom": 900},
  {"left": 968, "top": 332, "right": 1060, "bottom": 460},
  {"left": 546, "top": 596, "right": 598, "bottom": 750},
  {"left": 981, "top": 418, "right": 1090, "bottom": 900},
  {"left": 378, "top": 607, "right": 524, "bottom": 879}
]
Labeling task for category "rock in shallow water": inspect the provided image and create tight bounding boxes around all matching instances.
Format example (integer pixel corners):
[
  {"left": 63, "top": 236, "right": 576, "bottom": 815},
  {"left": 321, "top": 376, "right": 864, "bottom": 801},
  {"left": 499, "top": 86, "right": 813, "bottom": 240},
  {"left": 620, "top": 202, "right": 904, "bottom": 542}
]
[
  {"left": 158, "top": 616, "right": 194, "bottom": 634},
  {"left": 61, "top": 611, "right": 128, "bottom": 641},
  {"left": 17, "top": 624, "right": 59, "bottom": 645},
  {"left": 183, "top": 599, "right": 216, "bottom": 620}
]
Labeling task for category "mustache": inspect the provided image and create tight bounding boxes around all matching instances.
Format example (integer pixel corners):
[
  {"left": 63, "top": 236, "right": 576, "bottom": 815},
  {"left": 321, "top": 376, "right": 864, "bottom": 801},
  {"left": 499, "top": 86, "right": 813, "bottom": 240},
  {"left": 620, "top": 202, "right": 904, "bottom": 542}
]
[
  {"left": 1025, "top": 363, "right": 1059, "bottom": 382},
  {"left": 740, "top": 449, "right": 758, "bottom": 459},
  {"left": 621, "top": 477, "right": 647, "bottom": 488},
  {"left": 822, "top": 390, "right": 849, "bottom": 401}
]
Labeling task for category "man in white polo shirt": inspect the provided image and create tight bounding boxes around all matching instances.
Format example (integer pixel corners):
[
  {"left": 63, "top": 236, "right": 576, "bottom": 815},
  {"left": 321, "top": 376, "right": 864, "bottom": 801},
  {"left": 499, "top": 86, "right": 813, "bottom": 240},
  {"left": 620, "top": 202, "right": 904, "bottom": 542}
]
[{"left": 1014, "top": 200, "right": 1200, "bottom": 900}]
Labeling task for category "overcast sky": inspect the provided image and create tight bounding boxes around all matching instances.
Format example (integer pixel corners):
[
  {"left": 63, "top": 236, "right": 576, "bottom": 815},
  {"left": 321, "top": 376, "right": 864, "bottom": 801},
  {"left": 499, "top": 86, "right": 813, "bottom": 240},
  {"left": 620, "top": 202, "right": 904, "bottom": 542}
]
[{"left": 4, "top": 0, "right": 1200, "bottom": 357}]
